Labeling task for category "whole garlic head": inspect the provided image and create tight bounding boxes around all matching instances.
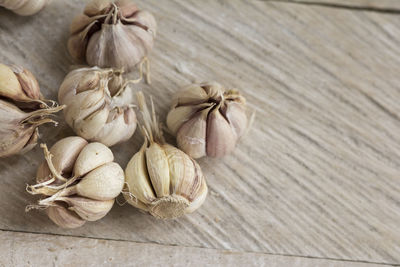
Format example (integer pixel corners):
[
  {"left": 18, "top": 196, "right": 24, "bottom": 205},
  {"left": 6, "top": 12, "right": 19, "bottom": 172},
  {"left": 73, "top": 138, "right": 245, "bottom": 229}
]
[
  {"left": 27, "top": 136, "right": 125, "bottom": 228},
  {"left": 124, "top": 92, "right": 208, "bottom": 219},
  {"left": 0, "top": 63, "right": 64, "bottom": 158},
  {"left": 167, "top": 82, "right": 248, "bottom": 158},
  {"left": 68, "top": 0, "right": 157, "bottom": 72},
  {"left": 0, "top": 0, "right": 51, "bottom": 16},
  {"left": 58, "top": 67, "right": 137, "bottom": 147}
]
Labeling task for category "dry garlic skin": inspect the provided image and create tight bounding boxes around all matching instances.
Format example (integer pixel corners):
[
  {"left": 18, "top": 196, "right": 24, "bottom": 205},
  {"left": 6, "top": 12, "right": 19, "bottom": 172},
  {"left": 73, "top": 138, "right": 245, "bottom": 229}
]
[
  {"left": 124, "top": 92, "right": 208, "bottom": 219},
  {"left": 167, "top": 82, "right": 248, "bottom": 158},
  {"left": 58, "top": 67, "right": 137, "bottom": 147},
  {"left": 68, "top": 0, "right": 157, "bottom": 71},
  {"left": 0, "top": 0, "right": 50, "bottom": 16},
  {"left": 27, "top": 136, "right": 125, "bottom": 228}
]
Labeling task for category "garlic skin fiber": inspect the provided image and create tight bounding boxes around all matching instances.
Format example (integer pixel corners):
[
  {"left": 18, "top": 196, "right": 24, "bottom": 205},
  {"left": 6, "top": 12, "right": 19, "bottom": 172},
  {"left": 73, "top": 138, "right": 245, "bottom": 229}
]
[
  {"left": 0, "top": 0, "right": 51, "bottom": 16},
  {"left": 124, "top": 92, "right": 208, "bottom": 219},
  {"left": 68, "top": 0, "right": 157, "bottom": 72},
  {"left": 27, "top": 136, "right": 124, "bottom": 228},
  {"left": 0, "top": 63, "right": 64, "bottom": 157},
  {"left": 59, "top": 67, "right": 137, "bottom": 147},
  {"left": 167, "top": 82, "right": 248, "bottom": 159}
]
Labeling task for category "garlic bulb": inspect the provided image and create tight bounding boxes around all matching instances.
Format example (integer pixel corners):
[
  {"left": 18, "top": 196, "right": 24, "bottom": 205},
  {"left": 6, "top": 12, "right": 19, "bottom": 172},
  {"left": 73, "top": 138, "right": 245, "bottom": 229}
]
[
  {"left": 124, "top": 92, "right": 208, "bottom": 219},
  {"left": 0, "top": 63, "right": 64, "bottom": 158},
  {"left": 167, "top": 82, "right": 248, "bottom": 158},
  {"left": 27, "top": 136, "right": 124, "bottom": 228},
  {"left": 0, "top": 0, "right": 50, "bottom": 16},
  {"left": 58, "top": 67, "right": 137, "bottom": 147},
  {"left": 68, "top": 0, "right": 157, "bottom": 72}
]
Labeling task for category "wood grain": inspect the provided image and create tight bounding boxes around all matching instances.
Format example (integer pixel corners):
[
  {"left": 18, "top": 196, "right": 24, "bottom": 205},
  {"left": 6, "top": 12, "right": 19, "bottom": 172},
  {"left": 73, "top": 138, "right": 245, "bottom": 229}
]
[
  {"left": 281, "top": 0, "right": 400, "bottom": 10},
  {"left": 0, "top": 230, "right": 389, "bottom": 267},
  {"left": 0, "top": 0, "right": 399, "bottom": 265}
]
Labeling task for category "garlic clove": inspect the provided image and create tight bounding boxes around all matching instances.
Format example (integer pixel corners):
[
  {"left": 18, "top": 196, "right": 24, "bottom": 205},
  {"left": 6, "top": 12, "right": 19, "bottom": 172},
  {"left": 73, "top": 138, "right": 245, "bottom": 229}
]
[
  {"left": 75, "top": 70, "right": 102, "bottom": 94},
  {"left": 176, "top": 159, "right": 203, "bottom": 201},
  {"left": 222, "top": 101, "right": 248, "bottom": 138},
  {"left": 185, "top": 176, "right": 208, "bottom": 214},
  {"left": 125, "top": 141, "right": 156, "bottom": 204},
  {"left": 162, "top": 144, "right": 196, "bottom": 195},
  {"left": 200, "top": 81, "right": 224, "bottom": 100},
  {"left": 166, "top": 103, "right": 212, "bottom": 135},
  {"left": 58, "top": 196, "right": 114, "bottom": 222},
  {"left": 67, "top": 33, "right": 90, "bottom": 63},
  {"left": 92, "top": 107, "right": 137, "bottom": 146},
  {"left": 70, "top": 14, "right": 96, "bottom": 35},
  {"left": 10, "top": 0, "right": 50, "bottom": 16},
  {"left": 46, "top": 205, "right": 86, "bottom": 229},
  {"left": 206, "top": 107, "right": 238, "bottom": 158},
  {"left": 73, "top": 105, "right": 109, "bottom": 140},
  {"left": 173, "top": 84, "right": 209, "bottom": 106},
  {"left": 176, "top": 107, "right": 210, "bottom": 159},
  {"left": 47, "top": 136, "right": 89, "bottom": 176},
  {"left": 73, "top": 142, "right": 114, "bottom": 177},
  {"left": 0, "top": 63, "right": 40, "bottom": 102},
  {"left": 145, "top": 143, "right": 170, "bottom": 198},
  {"left": 84, "top": 0, "right": 111, "bottom": 16},
  {"left": 75, "top": 162, "right": 124, "bottom": 200},
  {"left": 116, "top": 0, "right": 139, "bottom": 18},
  {"left": 126, "top": 10, "right": 157, "bottom": 37},
  {"left": 123, "top": 190, "right": 151, "bottom": 212}
]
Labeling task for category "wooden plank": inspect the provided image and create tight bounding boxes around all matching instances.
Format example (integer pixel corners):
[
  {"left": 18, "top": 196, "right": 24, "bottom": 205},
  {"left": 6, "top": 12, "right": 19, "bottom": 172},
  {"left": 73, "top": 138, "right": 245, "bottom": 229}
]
[
  {"left": 280, "top": 0, "right": 400, "bottom": 10},
  {"left": 0, "top": 230, "right": 389, "bottom": 267},
  {"left": 0, "top": 0, "right": 399, "bottom": 264}
]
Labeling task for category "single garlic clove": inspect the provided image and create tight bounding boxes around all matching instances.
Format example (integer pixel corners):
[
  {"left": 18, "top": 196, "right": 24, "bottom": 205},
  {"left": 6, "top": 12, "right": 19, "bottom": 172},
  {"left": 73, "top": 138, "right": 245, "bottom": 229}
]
[
  {"left": 75, "top": 162, "right": 124, "bottom": 200},
  {"left": 75, "top": 70, "right": 102, "bottom": 94},
  {"left": 73, "top": 142, "right": 114, "bottom": 177},
  {"left": 84, "top": 0, "right": 111, "bottom": 16},
  {"left": 46, "top": 136, "right": 89, "bottom": 176},
  {"left": 162, "top": 144, "right": 196, "bottom": 195},
  {"left": 146, "top": 143, "right": 170, "bottom": 198},
  {"left": 0, "top": 63, "right": 40, "bottom": 102},
  {"left": 200, "top": 81, "right": 224, "bottom": 100},
  {"left": 173, "top": 84, "right": 209, "bottom": 106},
  {"left": 73, "top": 105, "right": 109, "bottom": 140},
  {"left": 116, "top": 0, "right": 139, "bottom": 18},
  {"left": 206, "top": 107, "right": 238, "bottom": 158},
  {"left": 128, "top": 10, "right": 157, "bottom": 37},
  {"left": 166, "top": 103, "right": 212, "bottom": 135},
  {"left": 58, "top": 196, "right": 114, "bottom": 222},
  {"left": 67, "top": 33, "right": 90, "bottom": 63},
  {"left": 70, "top": 14, "right": 95, "bottom": 35},
  {"left": 176, "top": 159, "right": 203, "bottom": 201},
  {"left": 185, "top": 176, "right": 208, "bottom": 214},
  {"left": 125, "top": 141, "right": 156, "bottom": 204},
  {"left": 92, "top": 107, "right": 137, "bottom": 147},
  {"left": 176, "top": 107, "right": 210, "bottom": 159},
  {"left": 222, "top": 102, "right": 248, "bottom": 138},
  {"left": 46, "top": 205, "right": 86, "bottom": 229},
  {"left": 0, "top": 0, "right": 50, "bottom": 16}
]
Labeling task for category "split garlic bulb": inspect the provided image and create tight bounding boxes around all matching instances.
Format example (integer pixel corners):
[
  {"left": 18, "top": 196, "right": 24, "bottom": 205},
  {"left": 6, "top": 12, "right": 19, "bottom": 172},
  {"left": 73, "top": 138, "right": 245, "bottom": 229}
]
[
  {"left": 58, "top": 67, "right": 137, "bottom": 147},
  {"left": 68, "top": 0, "right": 157, "bottom": 72},
  {"left": 27, "top": 136, "right": 125, "bottom": 228},
  {"left": 167, "top": 82, "right": 248, "bottom": 159},
  {"left": 0, "top": 0, "right": 50, "bottom": 16},
  {"left": 124, "top": 92, "right": 208, "bottom": 219},
  {"left": 0, "top": 63, "right": 63, "bottom": 158}
]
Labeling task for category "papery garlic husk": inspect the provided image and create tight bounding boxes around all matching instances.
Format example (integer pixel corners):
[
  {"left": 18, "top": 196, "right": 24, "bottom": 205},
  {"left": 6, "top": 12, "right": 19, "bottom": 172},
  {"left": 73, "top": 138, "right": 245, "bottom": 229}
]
[
  {"left": 68, "top": 0, "right": 157, "bottom": 72},
  {"left": 58, "top": 67, "right": 137, "bottom": 147},
  {"left": 26, "top": 136, "right": 124, "bottom": 228},
  {"left": 0, "top": 99, "right": 63, "bottom": 158},
  {"left": 124, "top": 92, "right": 208, "bottom": 219},
  {"left": 167, "top": 82, "right": 248, "bottom": 159},
  {"left": 0, "top": 0, "right": 51, "bottom": 16}
]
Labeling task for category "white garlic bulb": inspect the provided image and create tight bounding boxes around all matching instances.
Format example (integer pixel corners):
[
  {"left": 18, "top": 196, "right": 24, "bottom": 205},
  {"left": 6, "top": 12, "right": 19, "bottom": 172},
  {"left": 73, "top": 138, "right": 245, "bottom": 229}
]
[
  {"left": 124, "top": 92, "right": 208, "bottom": 219},
  {"left": 27, "top": 136, "right": 124, "bottom": 228},
  {"left": 167, "top": 82, "right": 248, "bottom": 158},
  {"left": 0, "top": 63, "right": 63, "bottom": 157},
  {"left": 0, "top": 0, "right": 51, "bottom": 16},
  {"left": 68, "top": 0, "right": 157, "bottom": 72},
  {"left": 58, "top": 67, "right": 137, "bottom": 147}
]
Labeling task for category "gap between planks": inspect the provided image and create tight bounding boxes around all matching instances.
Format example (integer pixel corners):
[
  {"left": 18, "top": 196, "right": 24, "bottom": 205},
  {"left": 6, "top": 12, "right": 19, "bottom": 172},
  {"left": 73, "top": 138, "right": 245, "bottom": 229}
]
[{"left": 1, "top": 229, "right": 398, "bottom": 266}]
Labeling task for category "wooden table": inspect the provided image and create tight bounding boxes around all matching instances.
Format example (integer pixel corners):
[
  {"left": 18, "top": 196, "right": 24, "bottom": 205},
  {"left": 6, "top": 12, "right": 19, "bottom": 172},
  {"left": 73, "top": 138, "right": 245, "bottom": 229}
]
[{"left": 0, "top": 0, "right": 399, "bottom": 266}]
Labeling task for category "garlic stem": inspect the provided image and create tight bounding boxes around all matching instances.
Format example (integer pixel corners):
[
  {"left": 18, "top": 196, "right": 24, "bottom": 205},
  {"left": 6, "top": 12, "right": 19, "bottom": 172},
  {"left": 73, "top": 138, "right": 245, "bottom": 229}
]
[{"left": 40, "top": 144, "right": 68, "bottom": 182}]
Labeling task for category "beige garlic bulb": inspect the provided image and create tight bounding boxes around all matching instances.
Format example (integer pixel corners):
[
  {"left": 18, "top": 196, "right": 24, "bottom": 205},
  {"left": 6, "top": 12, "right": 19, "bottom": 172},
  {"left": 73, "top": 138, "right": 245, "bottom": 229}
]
[
  {"left": 167, "top": 82, "right": 248, "bottom": 159},
  {"left": 0, "top": 0, "right": 51, "bottom": 16},
  {"left": 0, "top": 63, "right": 63, "bottom": 158},
  {"left": 27, "top": 136, "right": 124, "bottom": 229},
  {"left": 124, "top": 92, "right": 208, "bottom": 219},
  {"left": 68, "top": 0, "right": 157, "bottom": 72},
  {"left": 59, "top": 67, "right": 137, "bottom": 147}
]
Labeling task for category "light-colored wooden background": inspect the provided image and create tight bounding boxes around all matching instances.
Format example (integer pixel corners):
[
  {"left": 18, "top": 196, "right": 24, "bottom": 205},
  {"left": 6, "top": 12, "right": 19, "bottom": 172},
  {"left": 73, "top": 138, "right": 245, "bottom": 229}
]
[{"left": 0, "top": 0, "right": 399, "bottom": 266}]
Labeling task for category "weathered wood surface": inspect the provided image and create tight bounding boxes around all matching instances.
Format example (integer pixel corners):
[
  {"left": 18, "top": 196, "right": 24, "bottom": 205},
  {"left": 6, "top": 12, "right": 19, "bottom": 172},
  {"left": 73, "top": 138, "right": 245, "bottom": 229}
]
[
  {"left": 282, "top": 0, "right": 400, "bottom": 10},
  {"left": 0, "top": 0, "right": 399, "bottom": 266},
  {"left": 0, "top": 230, "right": 388, "bottom": 267}
]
